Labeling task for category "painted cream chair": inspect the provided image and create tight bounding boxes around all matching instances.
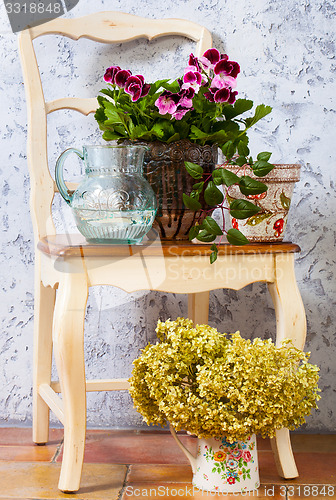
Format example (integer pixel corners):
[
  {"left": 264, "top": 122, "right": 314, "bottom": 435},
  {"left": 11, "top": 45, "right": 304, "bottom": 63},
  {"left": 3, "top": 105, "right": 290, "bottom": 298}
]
[{"left": 18, "top": 12, "right": 305, "bottom": 493}]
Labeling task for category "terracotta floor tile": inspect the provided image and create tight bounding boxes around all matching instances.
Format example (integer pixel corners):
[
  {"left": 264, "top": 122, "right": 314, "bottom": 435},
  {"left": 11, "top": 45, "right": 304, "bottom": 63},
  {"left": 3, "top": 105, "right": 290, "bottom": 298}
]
[
  {"left": 0, "top": 444, "right": 59, "bottom": 462},
  {"left": 128, "top": 464, "right": 192, "bottom": 483},
  {"left": 284, "top": 453, "right": 336, "bottom": 486},
  {"left": 0, "top": 428, "right": 63, "bottom": 446},
  {"left": 122, "top": 482, "right": 284, "bottom": 499},
  {"left": 291, "top": 434, "right": 336, "bottom": 453},
  {"left": 58, "top": 432, "right": 197, "bottom": 464},
  {"left": 0, "top": 461, "right": 126, "bottom": 499}
]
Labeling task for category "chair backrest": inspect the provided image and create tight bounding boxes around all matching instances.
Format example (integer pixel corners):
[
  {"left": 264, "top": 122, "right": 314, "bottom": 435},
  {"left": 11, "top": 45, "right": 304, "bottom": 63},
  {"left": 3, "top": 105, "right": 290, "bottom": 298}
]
[{"left": 18, "top": 12, "right": 212, "bottom": 241}]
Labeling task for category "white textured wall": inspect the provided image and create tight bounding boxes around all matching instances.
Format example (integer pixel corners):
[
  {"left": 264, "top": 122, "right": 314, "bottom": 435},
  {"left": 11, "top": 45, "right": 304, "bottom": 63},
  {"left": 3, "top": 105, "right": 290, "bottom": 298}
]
[{"left": 0, "top": 0, "right": 335, "bottom": 431}]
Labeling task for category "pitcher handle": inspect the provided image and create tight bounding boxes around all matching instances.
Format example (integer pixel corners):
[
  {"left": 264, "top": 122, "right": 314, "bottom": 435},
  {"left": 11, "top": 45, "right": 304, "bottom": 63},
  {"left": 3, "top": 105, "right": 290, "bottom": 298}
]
[
  {"left": 169, "top": 424, "right": 197, "bottom": 473},
  {"left": 55, "top": 148, "right": 83, "bottom": 204}
]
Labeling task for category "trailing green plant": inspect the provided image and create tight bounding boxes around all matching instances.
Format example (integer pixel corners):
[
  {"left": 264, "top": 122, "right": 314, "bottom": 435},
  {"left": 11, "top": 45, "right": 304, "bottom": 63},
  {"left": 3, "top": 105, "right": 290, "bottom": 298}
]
[
  {"left": 183, "top": 155, "right": 274, "bottom": 263},
  {"left": 129, "top": 318, "right": 320, "bottom": 442}
]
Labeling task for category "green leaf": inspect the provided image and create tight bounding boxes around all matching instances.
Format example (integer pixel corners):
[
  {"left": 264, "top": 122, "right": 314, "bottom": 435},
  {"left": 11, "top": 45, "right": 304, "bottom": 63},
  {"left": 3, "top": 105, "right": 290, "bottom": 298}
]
[
  {"left": 189, "top": 225, "right": 200, "bottom": 240},
  {"left": 230, "top": 199, "right": 261, "bottom": 219},
  {"left": 221, "top": 140, "right": 235, "bottom": 159},
  {"left": 227, "top": 228, "right": 249, "bottom": 245},
  {"left": 214, "top": 169, "right": 240, "bottom": 187},
  {"left": 244, "top": 104, "right": 272, "bottom": 128},
  {"left": 102, "top": 130, "right": 122, "bottom": 141},
  {"left": 238, "top": 141, "right": 250, "bottom": 156},
  {"left": 210, "top": 251, "right": 218, "bottom": 264},
  {"left": 196, "top": 230, "right": 216, "bottom": 242},
  {"left": 204, "top": 181, "right": 224, "bottom": 206},
  {"left": 182, "top": 193, "right": 202, "bottom": 211},
  {"left": 104, "top": 103, "right": 123, "bottom": 123},
  {"left": 202, "top": 216, "right": 223, "bottom": 236},
  {"left": 235, "top": 156, "right": 247, "bottom": 167},
  {"left": 239, "top": 176, "right": 268, "bottom": 195},
  {"left": 222, "top": 99, "right": 254, "bottom": 120},
  {"left": 252, "top": 160, "right": 274, "bottom": 177},
  {"left": 184, "top": 161, "right": 204, "bottom": 180},
  {"left": 193, "top": 182, "right": 204, "bottom": 193},
  {"left": 280, "top": 191, "right": 291, "bottom": 210},
  {"left": 148, "top": 79, "right": 170, "bottom": 95},
  {"left": 257, "top": 151, "right": 272, "bottom": 162},
  {"left": 162, "top": 79, "right": 181, "bottom": 93},
  {"left": 246, "top": 211, "right": 272, "bottom": 226},
  {"left": 166, "top": 132, "right": 181, "bottom": 143}
]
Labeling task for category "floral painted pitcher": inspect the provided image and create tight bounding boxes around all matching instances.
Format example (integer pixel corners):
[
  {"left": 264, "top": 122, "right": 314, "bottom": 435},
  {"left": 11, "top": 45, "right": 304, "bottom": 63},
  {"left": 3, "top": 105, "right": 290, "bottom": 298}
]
[{"left": 170, "top": 426, "right": 260, "bottom": 494}]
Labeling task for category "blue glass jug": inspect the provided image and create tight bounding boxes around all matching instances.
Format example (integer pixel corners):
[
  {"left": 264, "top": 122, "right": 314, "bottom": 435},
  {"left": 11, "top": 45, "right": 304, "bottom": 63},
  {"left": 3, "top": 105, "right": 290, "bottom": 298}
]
[{"left": 55, "top": 145, "right": 157, "bottom": 244}]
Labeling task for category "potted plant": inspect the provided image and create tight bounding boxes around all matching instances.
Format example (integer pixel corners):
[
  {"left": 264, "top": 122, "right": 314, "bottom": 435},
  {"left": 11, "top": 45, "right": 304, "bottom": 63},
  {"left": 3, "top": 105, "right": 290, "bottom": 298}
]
[
  {"left": 129, "top": 317, "right": 320, "bottom": 493},
  {"left": 94, "top": 48, "right": 279, "bottom": 240}
]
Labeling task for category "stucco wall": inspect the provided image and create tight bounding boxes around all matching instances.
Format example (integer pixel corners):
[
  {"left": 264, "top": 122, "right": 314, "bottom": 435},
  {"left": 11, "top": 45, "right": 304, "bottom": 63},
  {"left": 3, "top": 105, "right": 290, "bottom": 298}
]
[{"left": 0, "top": 0, "right": 335, "bottom": 431}]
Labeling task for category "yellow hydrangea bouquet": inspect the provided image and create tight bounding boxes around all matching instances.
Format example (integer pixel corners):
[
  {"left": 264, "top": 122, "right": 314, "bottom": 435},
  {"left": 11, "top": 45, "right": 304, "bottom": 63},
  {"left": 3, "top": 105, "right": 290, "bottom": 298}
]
[{"left": 129, "top": 318, "right": 320, "bottom": 442}]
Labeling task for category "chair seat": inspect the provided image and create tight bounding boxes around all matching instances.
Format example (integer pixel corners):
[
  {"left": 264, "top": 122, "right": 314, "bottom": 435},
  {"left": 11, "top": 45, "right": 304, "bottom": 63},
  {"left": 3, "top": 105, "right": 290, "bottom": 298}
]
[{"left": 37, "top": 233, "right": 301, "bottom": 258}]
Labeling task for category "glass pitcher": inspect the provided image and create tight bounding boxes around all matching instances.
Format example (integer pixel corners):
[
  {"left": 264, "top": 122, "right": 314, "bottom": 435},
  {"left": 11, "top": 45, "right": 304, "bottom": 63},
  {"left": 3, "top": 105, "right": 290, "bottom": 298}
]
[{"left": 55, "top": 145, "right": 157, "bottom": 244}]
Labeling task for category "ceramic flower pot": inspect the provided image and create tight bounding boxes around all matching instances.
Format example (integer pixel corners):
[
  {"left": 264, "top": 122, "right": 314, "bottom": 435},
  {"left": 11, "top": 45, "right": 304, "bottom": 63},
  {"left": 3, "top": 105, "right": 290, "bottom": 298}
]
[
  {"left": 170, "top": 426, "right": 259, "bottom": 494},
  {"left": 139, "top": 140, "right": 218, "bottom": 240},
  {"left": 225, "top": 164, "right": 301, "bottom": 242}
]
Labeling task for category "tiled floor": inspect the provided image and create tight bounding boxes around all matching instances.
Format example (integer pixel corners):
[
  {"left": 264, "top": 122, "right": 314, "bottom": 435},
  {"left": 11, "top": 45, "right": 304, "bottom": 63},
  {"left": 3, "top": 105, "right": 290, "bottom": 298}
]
[{"left": 0, "top": 429, "right": 334, "bottom": 499}]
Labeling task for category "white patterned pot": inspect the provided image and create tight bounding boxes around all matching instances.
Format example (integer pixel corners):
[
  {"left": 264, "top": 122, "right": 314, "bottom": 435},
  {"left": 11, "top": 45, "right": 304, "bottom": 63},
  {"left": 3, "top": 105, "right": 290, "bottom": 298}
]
[
  {"left": 170, "top": 426, "right": 259, "bottom": 494},
  {"left": 225, "top": 164, "right": 301, "bottom": 242}
]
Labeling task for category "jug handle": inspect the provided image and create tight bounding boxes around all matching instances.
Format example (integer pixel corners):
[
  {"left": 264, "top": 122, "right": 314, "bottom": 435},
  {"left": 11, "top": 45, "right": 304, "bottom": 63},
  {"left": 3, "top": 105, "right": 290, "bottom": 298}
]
[
  {"left": 169, "top": 424, "right": 197, "bottom": 473},
  {"left": 55, "top": 148, "right": 83, "bottom": 204}
]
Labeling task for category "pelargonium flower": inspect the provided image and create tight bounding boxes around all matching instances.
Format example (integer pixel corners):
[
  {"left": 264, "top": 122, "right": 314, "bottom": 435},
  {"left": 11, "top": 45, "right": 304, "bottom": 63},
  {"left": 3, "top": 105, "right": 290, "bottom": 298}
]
[
  {"left": 104, "top": 65, "right": 121, "bottom": 84},
  {"left": 214, "top": 58, "right": 240, "bottom": 79},
  {"left": 115, "top": 69, "right": 132, "bottom": 88},
  {"left": 182, "top": 70, "right": 202, "bottom": 92},
  {"left": 199, "top": 48, "right": 222, "bottom": 70},
  {"left": 172, "top": 107, "right": 190, "bottom": 120},
  {"left": 124, "top": 75, "right": 150, "bottom": 102},
  {"left": 155, "top": 91, "right": 181, "bottom": 115},
  {"left": 179, "top": 87, "right": 195, "bottom": 108},
  {"left": 188, "top": 53, "right": 201, "bottom": 72}
]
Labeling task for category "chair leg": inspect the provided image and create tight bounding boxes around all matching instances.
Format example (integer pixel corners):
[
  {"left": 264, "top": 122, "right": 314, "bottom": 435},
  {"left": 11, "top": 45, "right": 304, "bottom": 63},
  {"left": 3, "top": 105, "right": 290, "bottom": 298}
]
[
  {"left": 33, "top": 279, "right": 56, "bottom": 444},
  {"left": 188, "top": 291, "right": 210, "bottom": 324},
  {"left": 52, "top": 272, "right": 88, "bottom": 493},
  {"left": 267, "top": 253, "right": 307, "bottom": 479}
]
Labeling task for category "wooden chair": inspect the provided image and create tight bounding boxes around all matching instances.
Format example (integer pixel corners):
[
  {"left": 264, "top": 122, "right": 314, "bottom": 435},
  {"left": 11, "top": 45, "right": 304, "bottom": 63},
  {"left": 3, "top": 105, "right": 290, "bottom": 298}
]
[{"left": 18, "top": 12, "right": 306, "bottom": 493}]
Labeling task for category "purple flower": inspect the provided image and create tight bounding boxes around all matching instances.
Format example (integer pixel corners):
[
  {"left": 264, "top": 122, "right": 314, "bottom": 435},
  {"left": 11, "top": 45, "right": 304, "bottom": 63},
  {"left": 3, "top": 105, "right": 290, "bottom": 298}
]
[
  {"left": 104, "top": 65, "right": 121, "bottom": 84},
  {"left": 188, "top": 53, "right": 201, "bottom": 71},
  {"left": 115, "top": 69, "right": 132, "bottom": 88},
  {"left": 199, "top": 48, "right": 221, "bottom": 70},
  {"left": 124, "top": 75, "right": 150, "bottom": 102},
  {"left": 212, "top": 74, "right": 237, "bottom": 90},
  {"left": 179, "top": 87, "right": 195, "bottom": 108},
  {"left": 182, "top": 70, "right": 202, "bottom": 92},
  {"left": 214, "top": 58, "right": 240, "bottom": 79},
  {"left": 155, "top": 91, "right": 180, "bottom": 115},
  {"left": 172, "top": 107, "right": 190, "bottom": 120}
]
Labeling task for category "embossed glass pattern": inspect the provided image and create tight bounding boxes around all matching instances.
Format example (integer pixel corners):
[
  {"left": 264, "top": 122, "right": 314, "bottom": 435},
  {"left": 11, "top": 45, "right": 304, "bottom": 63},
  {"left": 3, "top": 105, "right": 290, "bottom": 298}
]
[{"left": 55, "top": 145, "right": 157, "bottom": 243}]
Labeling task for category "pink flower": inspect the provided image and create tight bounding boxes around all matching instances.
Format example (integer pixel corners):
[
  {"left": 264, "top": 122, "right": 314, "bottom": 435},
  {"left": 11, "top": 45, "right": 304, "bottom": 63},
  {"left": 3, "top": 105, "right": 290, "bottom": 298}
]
[
  {"left": 199, "top": 48, "right": 221, "bottom": 70},
  {"left": 124, "top": 75, "right": 150, "bottom": 102},
  {"left": 212, "top": 74, "right": 237, "bottom": 90},
  {"left": 214, "top": 58, "right": 240, "bottom": 79},
  {"left": 182, "top": 70, "right": 202, "bottom": 92},
  {"left": 155, "top": 91, "right": 180, "bottom": 115},
  {"left": 188, "top": 53, "right": 201, "bottom": 71},
  {"left": 179, "top": 87, "right": 195, "bottom": 108},
  {"left": 115, "top": 69, "right": 132, "bottom": 88},
  {"left": 242, "top": 450, "right": 252, "bottom": 462},
  {"left": 172, "top": 107, "right": 190, "bottom": 120},
  {"left": 104, "top": 65, "right": 121, "bottom": 84},
  {"left": 230, "top": 448, "right": 243, "bottom": 460}
]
